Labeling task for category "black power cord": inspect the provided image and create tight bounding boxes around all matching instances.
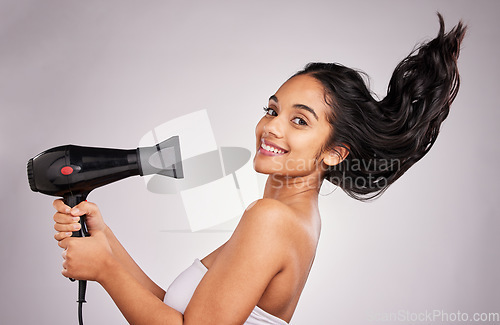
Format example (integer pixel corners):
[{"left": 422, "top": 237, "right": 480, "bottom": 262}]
[{"left": 77, "top": 280, "right": 87, "bottom": 325}]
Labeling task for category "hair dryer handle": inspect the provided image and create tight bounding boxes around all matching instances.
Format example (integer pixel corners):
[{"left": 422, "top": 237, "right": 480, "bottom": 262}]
[{"left": 64, "top": 193, "right": 90, "bottom": 238}]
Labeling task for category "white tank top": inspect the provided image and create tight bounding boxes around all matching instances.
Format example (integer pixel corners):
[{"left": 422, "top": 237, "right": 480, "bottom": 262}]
[{"left": 164, "top": 259, "right": 289, "bottom": 324}]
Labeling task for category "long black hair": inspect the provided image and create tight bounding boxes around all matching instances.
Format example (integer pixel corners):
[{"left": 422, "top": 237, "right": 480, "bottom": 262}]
[{"left": 295, "top": 13, "right": 467, "bottom": 200}]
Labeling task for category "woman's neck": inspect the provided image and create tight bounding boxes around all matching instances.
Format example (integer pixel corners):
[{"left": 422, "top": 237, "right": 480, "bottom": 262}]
[
  {"left": 262, "top": 173, "right": 323, "bottom": 235},
  {"left": 262, "top": 173, "right": 321, "bottom": 206}
]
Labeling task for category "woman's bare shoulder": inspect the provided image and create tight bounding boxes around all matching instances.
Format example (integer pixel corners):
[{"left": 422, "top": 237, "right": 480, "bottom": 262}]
[
  {"left": 243, "top": 198, "right": 297, "bottom": 227},
  {"left": 202, "top": 199, "right": 299, "bottom": 268},
  {"left": 237, "top": 198, "right": 313, "bottom": 247}
]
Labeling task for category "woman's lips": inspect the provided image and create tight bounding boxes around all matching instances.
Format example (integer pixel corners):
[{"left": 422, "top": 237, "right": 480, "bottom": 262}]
[{"left": 258, "top": 140, "right": 288, "bottom": 156}]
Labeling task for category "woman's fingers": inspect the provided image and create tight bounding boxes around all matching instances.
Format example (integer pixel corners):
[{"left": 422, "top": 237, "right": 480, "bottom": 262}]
[
  {"left": 53, "top": 199, "right": 70, "bottom": 213},
  {"left": 54, "top": 222, "right": 80, "bottom": 233},
  {"left": 71, "top": 201, "right": 107, "bottom": 233},
  {"left": 53, "top": 209, "right": 80, "bottom": 241},
  {"left": 53, "top": 199, "right": 93, "bottom": 217},
  {"left": 59, "top": 237, "right": 71, "bottom": 249},
  {"left": 71, "top": 201, "right": 99, "bottom": 217},
  {"left": 53, "top": 210, "right": 80, "bottom": 232},
  {"left": 61, "top": 250, "right": 69, "bottom": 277},
  {"left": 54, "top": 231, "right": 74, "bottom": 242},
  {"left": 53, "top": 211, "right": 79, "bottom": 224}
]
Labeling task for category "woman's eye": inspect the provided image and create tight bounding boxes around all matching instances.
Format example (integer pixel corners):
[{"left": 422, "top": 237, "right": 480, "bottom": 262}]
[
  {"left": 292, "top": 117, "right": 308, "bottom": 126},
  {"left": 263, "top": 107, "right": 277, "bottom": 116}
]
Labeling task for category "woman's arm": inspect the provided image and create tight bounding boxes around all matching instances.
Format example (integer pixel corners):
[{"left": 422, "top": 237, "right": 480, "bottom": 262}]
[
  {"left": 104, "top": 225, "right": 166, "bottom": 300},
  {"left": 101, "top": 261, "right": 182, "bottom": 324},
  {"left": 101, "top": 259, "right": 183, "bottom": 324},
  {"left": 53, "top": 200, "right": 165, "bottom": 300},
  {"left": 58, "top": 231, "right": 183, "bottom": 325},
  {"left": 184, "top": 199, "right": 293, "bottom": 324},
  {"left": 54, "top": 198, "right": 294, "bottom": 324}
]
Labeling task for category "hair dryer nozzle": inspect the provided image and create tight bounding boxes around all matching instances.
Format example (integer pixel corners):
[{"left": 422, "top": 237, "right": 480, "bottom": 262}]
[{"left": 138, "top": 136, "right": 183, "bottom": 179}]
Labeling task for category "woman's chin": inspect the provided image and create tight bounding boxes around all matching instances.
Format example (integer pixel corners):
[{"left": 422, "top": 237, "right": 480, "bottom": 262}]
[{"left": 252, "top": 161, "right": 271, "bottom": 175}]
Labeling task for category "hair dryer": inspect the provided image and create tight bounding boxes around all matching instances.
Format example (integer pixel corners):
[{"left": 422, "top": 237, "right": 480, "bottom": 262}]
[
  {"left": 26, "top": 136, "right": 183, "bottom": 325},
  {"left": 27, "top": 136, "right": 183, "bottom": 236}
]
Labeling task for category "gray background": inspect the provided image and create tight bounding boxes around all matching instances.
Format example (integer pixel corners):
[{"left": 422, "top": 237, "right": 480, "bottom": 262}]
[{"left": 1, "top": 0, "right": 499, "bottom": 324}]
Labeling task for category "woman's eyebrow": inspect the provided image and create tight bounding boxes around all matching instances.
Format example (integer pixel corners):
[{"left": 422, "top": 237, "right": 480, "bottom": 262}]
[
  {"left": 293, "top": 104, "right": 318, "bottom": 120},
  {"left": 269, "top": 95, "right": 319, "bottom": 120}
]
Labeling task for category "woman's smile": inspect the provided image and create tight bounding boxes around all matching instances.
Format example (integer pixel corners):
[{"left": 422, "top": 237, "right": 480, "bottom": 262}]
[{"left": 258, "top": 139, "right": 288, "bottom": 156}]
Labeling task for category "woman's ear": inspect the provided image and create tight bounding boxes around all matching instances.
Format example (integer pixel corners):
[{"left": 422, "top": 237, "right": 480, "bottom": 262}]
[{"left": 323, "top": 146, "right": 349, "bottom": 166}]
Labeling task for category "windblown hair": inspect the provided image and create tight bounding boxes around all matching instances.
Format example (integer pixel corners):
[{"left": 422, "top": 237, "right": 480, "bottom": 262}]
[{"left": 295, "top": 13, "right": 467, "bottom": 200}]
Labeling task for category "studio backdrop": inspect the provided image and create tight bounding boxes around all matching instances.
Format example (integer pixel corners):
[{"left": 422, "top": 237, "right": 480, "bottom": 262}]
[{"left": 1, "top": 1, "right": 499, "bottom": 324}]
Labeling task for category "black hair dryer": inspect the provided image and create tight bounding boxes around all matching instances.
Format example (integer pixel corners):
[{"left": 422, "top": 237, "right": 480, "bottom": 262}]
[
  {"left": 27, "top": 136, "right": 183, "bottom": 236},
  {"left": 26, "top": 136, "right": 183, "bottom": 324}
]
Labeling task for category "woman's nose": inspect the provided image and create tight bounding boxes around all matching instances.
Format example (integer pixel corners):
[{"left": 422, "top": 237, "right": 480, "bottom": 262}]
[{"left": 263, "top": 116, "right": 284, "bottom": 138}]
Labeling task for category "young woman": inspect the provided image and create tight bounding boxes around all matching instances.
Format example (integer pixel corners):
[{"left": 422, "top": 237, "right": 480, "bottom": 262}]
[{"left": 52, "top": 14, "right": 466, "bottom": 324}]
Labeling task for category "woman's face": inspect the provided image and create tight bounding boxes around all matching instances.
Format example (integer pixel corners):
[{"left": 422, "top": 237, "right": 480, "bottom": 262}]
[{"left": 254, "top": 74, "right": 335, "bottom": 179}]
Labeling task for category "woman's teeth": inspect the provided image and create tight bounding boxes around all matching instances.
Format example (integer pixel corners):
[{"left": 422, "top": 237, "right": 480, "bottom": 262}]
[{"left": 261, "top": 143, "right": 285, "bottom": 154}]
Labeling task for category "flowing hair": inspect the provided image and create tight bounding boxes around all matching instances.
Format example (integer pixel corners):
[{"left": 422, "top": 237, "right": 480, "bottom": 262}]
[{"left": 294, "top": 13, "right": 467, "bottom": 200}]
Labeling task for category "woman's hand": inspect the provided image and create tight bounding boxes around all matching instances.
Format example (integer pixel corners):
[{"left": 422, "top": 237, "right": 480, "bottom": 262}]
[
  {"left": 59, "top": 231, "right": 114, "bottom": 282},
  {"left": 53, "top": 200, "right": 115, "bottom": 282},
  {"left": 53, "top": 199, "right": 107, "bottom": 241}
]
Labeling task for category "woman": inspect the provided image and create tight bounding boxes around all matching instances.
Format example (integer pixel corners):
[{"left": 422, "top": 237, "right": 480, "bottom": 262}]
[{"left": 53, "top": 14, "right": 466, "bottom": 324}]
